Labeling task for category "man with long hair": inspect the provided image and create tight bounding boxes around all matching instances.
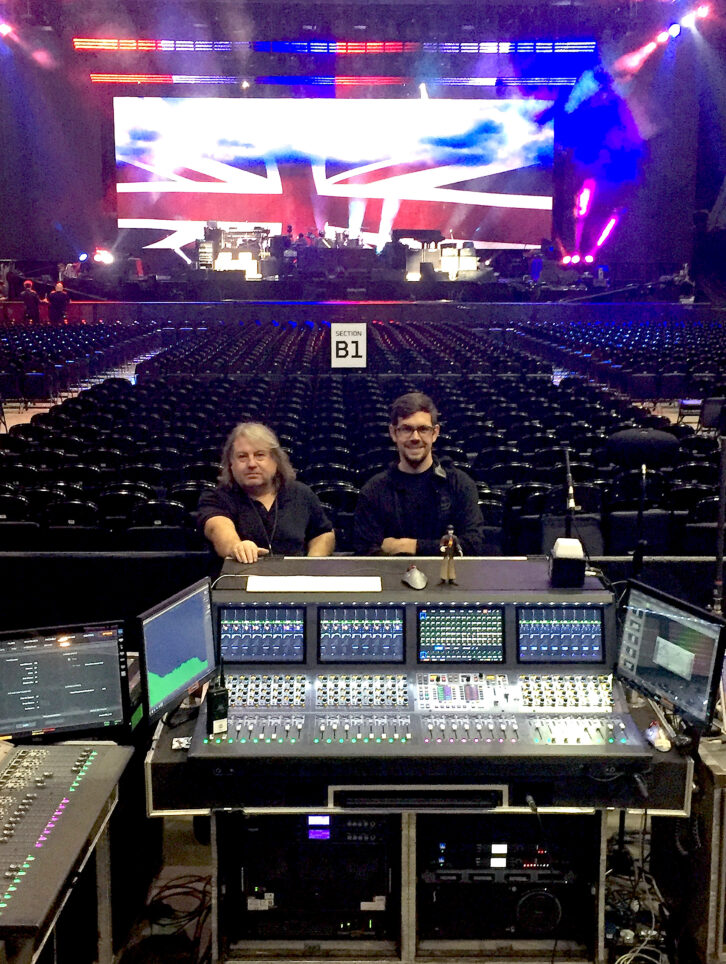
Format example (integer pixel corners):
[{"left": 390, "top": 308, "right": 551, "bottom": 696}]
[{"left": 198, "top": 422, "right": 335, "bottom": 563}]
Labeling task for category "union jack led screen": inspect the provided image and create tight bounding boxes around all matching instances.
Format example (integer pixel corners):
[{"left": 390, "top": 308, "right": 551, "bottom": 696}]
[{"left": 114, "top": 97, "right": 553, "bottom": 250}]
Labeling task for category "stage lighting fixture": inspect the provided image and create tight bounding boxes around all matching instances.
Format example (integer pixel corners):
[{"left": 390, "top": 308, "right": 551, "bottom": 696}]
[
  {"left": 78, "top": 252, "right": 88, "bottom": 262},
  {"left": 657, "top": 31, "right": 669, "bottom": 44},
  {"left": 571, "top": 254, "right": 581, "bottom": 264},
  {"left": 681, "top": 12, "right": 697, "bottom": 28},
  {"left": 697, "top": 4, "right": 710, "bottom": 17},
  {"left": 576, "top": 183, "right": 593, "bottom": 217},
  {"left": 584, "top": 255, "right": 594, "bottom": 264},
  {"left": 0, "top": 22, "right": 12, "bottom": 37},
  {"left": 93, "top": 248, "right": 114, "bottom": 265},
  {"left": 562, "top": 255, "right": 572, "bottom": 265},
  {"left": 668, "top": 23, "right": 681, "bottom": 38},
  {"left": 596, "top": 217, "right": 617, "bottom": 248}
]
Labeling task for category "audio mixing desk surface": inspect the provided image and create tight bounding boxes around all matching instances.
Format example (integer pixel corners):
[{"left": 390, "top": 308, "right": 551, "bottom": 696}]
[
  {"left": 0, "top": 743, "right": 132, "bottom": 964},
  {"left": 146, "top": 558, "right": 692, "bottom": 816}
]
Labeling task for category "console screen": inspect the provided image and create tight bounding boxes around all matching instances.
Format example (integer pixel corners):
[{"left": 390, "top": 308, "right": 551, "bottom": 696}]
[
  {"left": 517, "top": 606, "right": 604, "bottom": 663},
  {"left": 418, "top": 606, "right": 505, "bottom": 663},
  {"left": 219, "top": 606, "right": 305, "bottom": 663},
  {"left": 318, "top": 606, "right": 405, "bottom": 663}
]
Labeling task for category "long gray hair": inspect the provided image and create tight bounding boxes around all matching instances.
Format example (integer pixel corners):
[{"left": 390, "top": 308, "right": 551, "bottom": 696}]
[{"left": 218, "top": 422, "right": 296, "bottom": 488}]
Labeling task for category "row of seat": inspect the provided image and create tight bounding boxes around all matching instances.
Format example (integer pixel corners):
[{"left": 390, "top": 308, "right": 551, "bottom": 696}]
[
  {"left": 0, "top": 480, "right": 212, "bottom": 551},
  {"left": 135, "top": 320, "right": 551, "bottom": 377},
  {"left": 511, "top": 317, "right": 726, "bottom": 399},
  {"left": 0, "top": 321, "right": 161, "bottom": 401}
]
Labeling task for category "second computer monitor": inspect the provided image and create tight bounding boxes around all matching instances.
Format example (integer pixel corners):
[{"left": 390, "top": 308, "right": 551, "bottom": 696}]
[
  {"left": 617, "top": 580, "right": 726, "bottom": 729},
  {"left": 140, "top": 578, "right": 217, "bottom": 725}
]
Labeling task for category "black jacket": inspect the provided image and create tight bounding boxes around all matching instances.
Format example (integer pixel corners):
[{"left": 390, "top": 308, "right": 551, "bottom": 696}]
[
  {"left": 353, "top": 459, "right": 486, "bottom": 555},
  {"left": 197, "top": 480, "right": 332, "bottom": 556}
]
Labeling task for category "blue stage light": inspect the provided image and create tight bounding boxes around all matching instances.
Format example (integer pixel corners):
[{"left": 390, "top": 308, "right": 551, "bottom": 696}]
[{"left": 668, "top": 23, "right": 682, "bottom": 38}]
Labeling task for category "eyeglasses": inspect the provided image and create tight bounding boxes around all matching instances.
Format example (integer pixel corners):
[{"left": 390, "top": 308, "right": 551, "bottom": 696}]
[{"left": 395, "top": 424, "right": 435, "bottom": 438}]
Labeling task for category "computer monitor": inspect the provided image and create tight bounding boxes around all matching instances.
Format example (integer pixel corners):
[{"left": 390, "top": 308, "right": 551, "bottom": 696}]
[
  {"left": 617, "top": 580, "right": 726, "bottom": 729},
  {"left": 0, "top": 620, "right": 128, "bottom": 741},
  {"left": 139, "top": 578, "right": 217, "bottom": 725}
]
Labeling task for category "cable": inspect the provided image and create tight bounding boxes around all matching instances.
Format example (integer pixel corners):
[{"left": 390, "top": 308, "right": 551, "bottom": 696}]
[
  {"left": 143, "top": 873, "right": 212, "bottom": 964},
  {"left": 210, "top": 572, "right": 245, "bottom": 589}
]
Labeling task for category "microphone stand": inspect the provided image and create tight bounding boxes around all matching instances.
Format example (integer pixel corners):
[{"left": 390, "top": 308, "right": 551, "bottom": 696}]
[
  {"left": 563, "top": 446, "right": 577, "bottom": 539},
  {"left": 712, "top": 436, "right": 726, "bottom": 616},
  {"left": 632, "top": 463, "right": 648, "bottom": 580}
]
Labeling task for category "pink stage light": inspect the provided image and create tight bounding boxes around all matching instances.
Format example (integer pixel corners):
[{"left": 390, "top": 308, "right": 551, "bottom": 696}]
[
  {"left": 584, "top": 255, "right": 594, "bottom": 264},
  {"left": 576, "top": 180, "right": 595, "bottom": 218},
  {"left": 697, "top": 5, "right": 710, "bottom": 17},
  {"left": 562, "top": 255, "right": 572, "bottom": 265},
  {"left": 571, "top": 254, "right": 581, "bottom": 264},
  {"left": 614, "top": 40, "right": 658, "bottom": 75},
  {"left": 656, "top": 31, "right": 669, "bottom": 44},
  {"left": 596, "top": 217, "right": 618, "bottom": 248},
  {"left": 0, "top": 22, "right": 13, "bottom": 37}
]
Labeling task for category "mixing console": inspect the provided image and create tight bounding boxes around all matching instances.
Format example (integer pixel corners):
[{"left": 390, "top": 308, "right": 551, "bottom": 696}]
[
  {"left": 191, "top": 671, "right": 647, "bottom": 761},
  {"left": 0, "top": 743, "right": 131, "bottom": 935},
  {"left": 197, "top": 709, "right": 645, "bottom": 759},
  {"left": 222, "top": 672, "right": 613, "bottom": 713},
  {"left": 317, "top": 674, "right": 409, "bottom": 707},
  {"left": 226, "top": 673, "right": 306, "bottom": 707}
]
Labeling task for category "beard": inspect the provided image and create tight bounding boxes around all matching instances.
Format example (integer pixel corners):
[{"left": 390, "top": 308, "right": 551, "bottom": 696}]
[{"left": 400, "top": 444, "right": 429, "bottom": 469}]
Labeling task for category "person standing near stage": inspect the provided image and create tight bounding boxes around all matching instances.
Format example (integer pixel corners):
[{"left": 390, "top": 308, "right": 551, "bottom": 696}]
[
  {"left": 353, "top": 392, "right": 486, "bottom": 556},
  {"left": 47, "top": 282, "right": 70, "bottom": 323},
  {"left": 21, "top": 280, "right": 41, "bottom": 323},
  {"left": 198, "top": 421, "right": 336, "bottom": 563}
]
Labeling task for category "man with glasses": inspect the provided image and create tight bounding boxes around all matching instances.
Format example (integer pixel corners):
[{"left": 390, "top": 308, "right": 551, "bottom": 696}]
[{"left": 353, "top": 392, "right": 486, "bottom": 556}]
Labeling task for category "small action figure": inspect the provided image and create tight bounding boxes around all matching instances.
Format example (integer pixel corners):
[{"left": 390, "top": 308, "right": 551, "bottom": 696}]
[{"left": 439, "top": 525, "right": 463, "bottom": 585}]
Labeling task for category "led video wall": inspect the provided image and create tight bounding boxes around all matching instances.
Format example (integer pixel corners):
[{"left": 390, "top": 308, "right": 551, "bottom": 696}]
[{"left": 114, "top": 96, "right": 553, "bottom": 249}]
